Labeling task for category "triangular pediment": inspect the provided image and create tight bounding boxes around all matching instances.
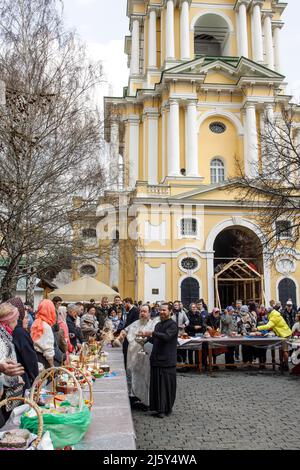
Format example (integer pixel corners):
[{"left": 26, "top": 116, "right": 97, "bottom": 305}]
[
  {"left": 164, "top": 56, "right": 285, "bottom": 84},
  {"left": 172, "top": 181, "right": 240, "bottom": 202}
]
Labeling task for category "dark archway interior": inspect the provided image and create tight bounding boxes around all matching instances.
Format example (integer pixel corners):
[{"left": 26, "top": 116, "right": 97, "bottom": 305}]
[
  {"left": 213, "top": 227, "right": 263, "bottom": 308},
  {"left": 278, "top": 278, "right": 297, "bottom": 307},
  {"left": 181, "top": 278, "right": 200, "bottom": 309}
]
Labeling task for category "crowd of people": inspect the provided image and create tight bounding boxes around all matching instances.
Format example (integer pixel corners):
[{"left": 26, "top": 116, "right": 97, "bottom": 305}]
[{"left": 0, "top": 293, "right": 299, "bottom": 425}]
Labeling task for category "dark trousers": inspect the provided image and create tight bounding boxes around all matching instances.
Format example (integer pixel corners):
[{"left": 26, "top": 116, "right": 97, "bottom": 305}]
[
  {"left": 242, "top": 345, "right": 254, "bottom": 363},
  {"left": 201, "top": 343, "right": 217, "bottom": 366},
  {"left": 225, "top": 347, "right": 235, "bottom": 365},
  {"left": 123, "top": 338, "right": 129, "bottom": 369},
  {"left": 256, "top": 348, "right": 267, "bottom": 364},
  {"left": 177, "top": 349, "right": 187, "bottom": 363},
  {"left": 187, "top": 349, "right": 206, "bottom": 366}
]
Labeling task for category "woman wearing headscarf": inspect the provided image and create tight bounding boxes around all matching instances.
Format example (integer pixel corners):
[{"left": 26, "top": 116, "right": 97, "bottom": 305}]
[
  {"left": 31, "top": 299, "right": 56, "bottom": 369},
  {"left": 9, "top": 297, "right": 39, "bottom": 390},
  {"left": 0, "top": 303, "right": 24, "bottom": 425},
  {"left": 58, "top": 305, "right": 73, "bottom": 358}
]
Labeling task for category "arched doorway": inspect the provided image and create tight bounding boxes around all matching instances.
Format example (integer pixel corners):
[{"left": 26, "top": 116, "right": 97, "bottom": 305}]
[
  {"left": 194, "top": 14, "right": 231, "bottom": 57},
  {"left": 278, "top": 278, "right": 297, "bottom": 307},
  {"left": 181, "top": 278, "right": 200, "bottom": 309},
  {"left": 213, "top": 227, "right": 263, "bottom": 308}
]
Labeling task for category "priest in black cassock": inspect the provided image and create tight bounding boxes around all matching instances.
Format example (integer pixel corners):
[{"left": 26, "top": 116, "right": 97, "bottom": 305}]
[{"left": 140, "top": 303, "right": 178, "bottom": 418}]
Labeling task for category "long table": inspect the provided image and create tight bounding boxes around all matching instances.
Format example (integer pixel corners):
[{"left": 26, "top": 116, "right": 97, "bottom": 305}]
[
  {"left": 75, "top": 346, "right": 136, "bottom": 450},
  {"left": 178, "top": 336, "right": 286, "bottom": 374}
]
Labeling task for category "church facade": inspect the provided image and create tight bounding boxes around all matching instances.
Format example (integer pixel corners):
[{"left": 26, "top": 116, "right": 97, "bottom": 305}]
[{"left": 82, "top": 0, "right": 300, "bottom": 310}]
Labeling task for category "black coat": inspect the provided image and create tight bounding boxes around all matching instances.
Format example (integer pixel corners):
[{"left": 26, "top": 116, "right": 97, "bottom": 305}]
[
  {"left": 125, "top": 306, "right": 140, "bottom": 328},
  {"left": 66, "top": 314, "right": 84, "bottom": 349},
  {"left": 206, "top": 314, "right": 221, "bottom": 330},
  {"left": 13, "top": 322, "right": 39, "bottom": 389},
  {"left": 282, "top": 308, "right": 297, "bottom": 329},
  {"left": 96, "top": 307, "right": 109, "bottom": 330},
  {"left": 150, "top": 319, "right": 178, "bottom": 368},
  {"left": 186, "top": 311, "right": 205, "bottom": 336}
]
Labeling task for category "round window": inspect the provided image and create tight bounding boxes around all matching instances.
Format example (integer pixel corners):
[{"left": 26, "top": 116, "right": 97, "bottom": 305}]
[
  {"left": 80, "top": 265, "right": 96, "bottom": 276},
  {"left": 209, "top": 122, "right": 226, "bottom": 134},
  {"left": 181, "top": 257, "right": 198, "bottom": 271}
]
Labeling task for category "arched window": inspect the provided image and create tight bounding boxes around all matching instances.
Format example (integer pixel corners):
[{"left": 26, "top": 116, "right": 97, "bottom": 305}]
[
  {"left": 210, "top": 158, "right": 225, "bottom": 184},
  {"left": 193, "top": 14, "right": 231, "bottom": 57}
]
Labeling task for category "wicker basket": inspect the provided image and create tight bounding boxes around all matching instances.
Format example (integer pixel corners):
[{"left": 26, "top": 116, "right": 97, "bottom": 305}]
[
  {"left": 0, "top": 397, "right": 43, "bottom": 449},
  {"left": 30, "top": 367, "right": 84, "bottom": 411},
  {"left": 62, "top": 366, "right": 94, "bottom": 410}
]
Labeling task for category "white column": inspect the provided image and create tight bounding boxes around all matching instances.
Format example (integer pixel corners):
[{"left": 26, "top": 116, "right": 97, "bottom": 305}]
[
  {"left": 143, "top": 115, "right": 147, "bottom": 180},
  {"left": 148, "top": 9, "right": 157, "bottom": 68},
  {"left": 166, "top": 0, "right": 175, "bottom": 60},
  {"left": 110, "top": 244, "right": 119, "bottom": 289},
  {"left": 180, "top": 0, "right": 190, "bottom": 60},
  {"left": 110, "top": 120, "right": 119, "bottom": 182},
  {"left": 273, "top": 25, "right": 282, "bottom": 73},
  {"left": 148, "top": 112, "right": 159, "bottom": 185},
  {"left": 245, "top": 103, "right": 258, "bottom": 177},
  {"left": 252, "top": 1, "right": 264, "bottom": 63},
  {"left": 237, "top": 2, "right": 249, "bottom": 58},
  {"left": 263, "top": 14, "right": 274, "bottom": 70},
  {"left": 161, "top": 106, "right": 166, "bottom": 181},
  {"left": 128, "top": 115, "right": 140, "bottom": 189},
  {"left": 168, "top": 100, "right": 180, "bottom": 176},
  {"left": 261, "top": 104, "right": 274, "bottom": 174},
  {"left": 207, "top": 253, "right": 215, "bottom": 312},
  {"left": 266, "top": 103, "right": 274, "bottom": 124},
  {"left": 130, "top": 19, "right": 140, "bottom": 75},
  {"left": 185, "top": 101, "right": 198, "bottom": 177}
]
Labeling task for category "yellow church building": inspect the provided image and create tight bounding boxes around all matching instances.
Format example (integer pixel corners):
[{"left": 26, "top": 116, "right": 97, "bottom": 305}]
[{"left": 81, "top": 0, "right": 300, "bottom": 310}]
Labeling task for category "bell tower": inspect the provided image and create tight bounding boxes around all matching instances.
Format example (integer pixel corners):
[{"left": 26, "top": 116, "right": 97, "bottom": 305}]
[{"left": 126, "top": 0, "right": 285, "bottom": 95}]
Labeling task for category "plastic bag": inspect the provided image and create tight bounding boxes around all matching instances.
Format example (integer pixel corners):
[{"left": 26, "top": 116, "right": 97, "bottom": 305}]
[
  {"left": 20, "top": 402, "right": 91, "bottom": 449},
  {"left": 27, "top": 431, "right": 54, "bottom": 451}
]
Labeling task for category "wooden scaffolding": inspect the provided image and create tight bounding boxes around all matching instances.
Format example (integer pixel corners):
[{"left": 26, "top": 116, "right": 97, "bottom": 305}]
[{"left": 214, "top": 258, "right": 265, "bottom": 309}]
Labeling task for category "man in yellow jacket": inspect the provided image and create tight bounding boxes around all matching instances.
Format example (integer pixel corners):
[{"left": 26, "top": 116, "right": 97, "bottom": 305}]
[{"left": 256, "top": 309, "right": 292, "bottom": 371}]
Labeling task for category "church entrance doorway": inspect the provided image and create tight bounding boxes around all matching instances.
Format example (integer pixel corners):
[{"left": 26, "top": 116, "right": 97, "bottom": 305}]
[
  {"left": 213, "top": 227, "right": 263, "bottom": 308},
  {"left": 181, "top": 278, "right": 200, "bottom": 309}
]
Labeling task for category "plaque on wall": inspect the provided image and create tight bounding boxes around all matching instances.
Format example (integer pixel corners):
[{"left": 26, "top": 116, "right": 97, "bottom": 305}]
[
  {"left": 152, "top": 289, "right": 159, "bottom": 295},
  {"left": 276, "top": 258, "right": 296, "bottom": 275}
]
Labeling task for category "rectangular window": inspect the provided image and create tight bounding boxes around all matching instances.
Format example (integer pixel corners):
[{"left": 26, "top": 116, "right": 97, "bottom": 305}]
[
  {"left": 181, "top": 218, "right": 197, "bottom": 237},
  {"left": 275, "top": 221, "right": 292, "bottom": 239}
]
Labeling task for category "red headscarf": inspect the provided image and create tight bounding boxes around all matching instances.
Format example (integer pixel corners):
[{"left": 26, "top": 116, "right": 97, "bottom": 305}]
[{"left": 31, "top": 299, "right": 56, "bottom": 342}]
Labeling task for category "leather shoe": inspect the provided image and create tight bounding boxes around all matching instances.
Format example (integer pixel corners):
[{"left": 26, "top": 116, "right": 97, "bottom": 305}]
[{"left": 156, "top": 413, "right": 165, "bottom": 418}]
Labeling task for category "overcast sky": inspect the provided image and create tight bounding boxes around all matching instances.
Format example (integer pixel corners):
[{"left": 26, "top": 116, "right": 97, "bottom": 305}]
[{"left": 63, "top": 0, "right": 300, "bottom": 105}]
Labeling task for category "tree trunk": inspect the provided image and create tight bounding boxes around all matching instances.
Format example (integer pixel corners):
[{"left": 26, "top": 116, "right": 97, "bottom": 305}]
[
  {"left": 26, "top": 270, "right": 36, "bottom": 306},
  {"left": 0, "top": 256, "right": 21, "bottom": 301}
]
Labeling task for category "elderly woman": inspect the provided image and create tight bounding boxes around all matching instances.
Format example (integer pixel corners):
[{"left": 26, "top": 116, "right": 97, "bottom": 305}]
[
  {"left": 81, "top": 306, "right": 99, "bottom": 341},
  {"left": 9, "top": 297, "right": 39, "bottom": 390},
  {"left": 66, "top": 304, "right": 84, "bottom": 351},
  {"left": 31, "top": 299, "right": 57, "bottom": 369},
  {"left": 0, "top": 303, "right": 24, "bottom": 425},
  {"left": 58, "top": 306, "right": 73, "bottom": 357}
]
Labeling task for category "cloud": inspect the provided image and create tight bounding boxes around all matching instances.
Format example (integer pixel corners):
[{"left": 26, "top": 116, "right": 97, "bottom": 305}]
[
  {"left": 85, "top": 39, "right": 129, "bottom": 108},
  {"left": 74, "top": 0, "right": 97, "bottom": 5}
]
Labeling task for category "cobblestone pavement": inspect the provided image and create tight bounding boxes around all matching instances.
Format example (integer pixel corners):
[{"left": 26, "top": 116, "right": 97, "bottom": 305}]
[{"left": 132, "top": 367, "right": 300, "bottom": 450}]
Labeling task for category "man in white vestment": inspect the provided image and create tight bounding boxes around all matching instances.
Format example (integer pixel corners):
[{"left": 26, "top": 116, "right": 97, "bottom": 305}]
[{"left": 124, "top": 305, "right": 159, "bottom": 408}]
